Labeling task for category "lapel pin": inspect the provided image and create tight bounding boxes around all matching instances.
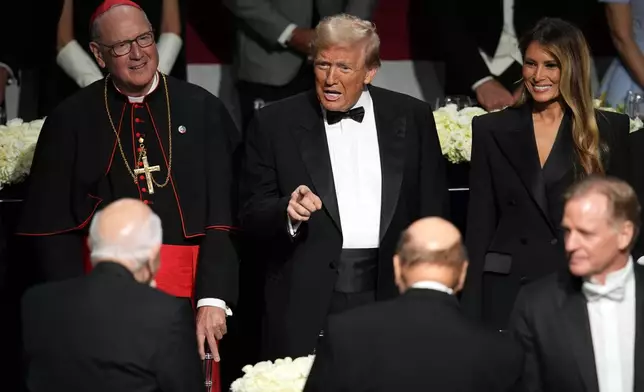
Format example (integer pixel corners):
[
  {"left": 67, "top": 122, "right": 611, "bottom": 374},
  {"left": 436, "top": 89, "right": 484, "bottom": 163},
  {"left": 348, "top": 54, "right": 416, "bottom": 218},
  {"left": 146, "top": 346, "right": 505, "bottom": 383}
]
[{"left": 178, "top": 125, "right": 187, "bottom": 134}]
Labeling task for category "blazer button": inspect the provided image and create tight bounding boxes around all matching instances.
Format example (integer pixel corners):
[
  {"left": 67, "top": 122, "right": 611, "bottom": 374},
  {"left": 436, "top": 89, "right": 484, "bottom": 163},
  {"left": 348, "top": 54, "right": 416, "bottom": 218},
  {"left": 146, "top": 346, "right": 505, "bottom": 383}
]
[
  {"left": 329, "top": 261, "right": 337, "bottom": 270},
  {"left": 520, "top": 237, "right": 528, "bottom": 245},
  {"left": 550, "top": 238, "right": 558, "bottom": 245},
  {"left": 519, "top": 276, "right": 530, "bottom": 285}
]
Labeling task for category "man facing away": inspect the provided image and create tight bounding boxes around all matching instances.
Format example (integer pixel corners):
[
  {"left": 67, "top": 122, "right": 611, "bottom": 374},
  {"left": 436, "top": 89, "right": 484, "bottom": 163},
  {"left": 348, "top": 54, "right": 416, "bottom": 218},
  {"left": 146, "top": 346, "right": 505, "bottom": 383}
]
[
  {"left": 21, "top": 198, "right": 203, "bottom": 392},
  {"left": 510, "top": 176, "right": 644, "bottom": 392},
  {"left": 239, "top": 13, "right": 449, "bottom": 360},
  {"left": 304, "top": 217, "right": 523, "bottom": 392}
]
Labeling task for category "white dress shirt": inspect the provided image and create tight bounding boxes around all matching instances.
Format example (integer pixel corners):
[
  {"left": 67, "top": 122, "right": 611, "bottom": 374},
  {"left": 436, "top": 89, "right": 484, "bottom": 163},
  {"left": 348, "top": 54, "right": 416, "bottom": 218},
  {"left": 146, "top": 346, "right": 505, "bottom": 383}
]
[
  {"left": 472, "top": 0, "right": 523, "bottom": 90},
  {"left": 410, "top": 280, "right": 454, "bottom": 295},
  {"left": 120, "top": 72, "right": 230, "bottom": 315},
  {"left": 584, "top": 258, "right": 636, "bottom": 392},
  {"left": 288, "top": 90, "right": 382, "bottom": 249},
  {"left": 324, "top": 90, "right": 381, "bottom": 248}
]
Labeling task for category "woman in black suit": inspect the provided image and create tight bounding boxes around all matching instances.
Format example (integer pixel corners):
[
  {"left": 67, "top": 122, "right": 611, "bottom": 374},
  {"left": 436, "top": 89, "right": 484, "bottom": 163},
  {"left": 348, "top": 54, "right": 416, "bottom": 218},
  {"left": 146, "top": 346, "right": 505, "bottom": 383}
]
[{"left": 461, "top": 17, "right": 632, "bottom": 330}]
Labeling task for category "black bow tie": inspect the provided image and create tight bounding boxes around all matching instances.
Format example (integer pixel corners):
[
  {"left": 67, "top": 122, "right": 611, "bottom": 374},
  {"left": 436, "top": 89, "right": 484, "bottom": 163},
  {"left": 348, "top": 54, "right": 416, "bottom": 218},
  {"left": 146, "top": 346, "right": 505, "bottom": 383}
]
[{"left": 326, "top": 107, "right": 365, "bottom": 125}]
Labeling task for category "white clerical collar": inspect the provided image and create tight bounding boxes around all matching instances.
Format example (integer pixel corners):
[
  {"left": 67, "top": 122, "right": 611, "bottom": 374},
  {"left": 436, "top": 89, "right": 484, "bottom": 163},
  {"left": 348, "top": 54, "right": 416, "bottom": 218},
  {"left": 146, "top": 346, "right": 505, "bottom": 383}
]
[
  {"left": 585, "top": 257, "right": 634, "bottom": 287},
  {"left": 410, "top": 280, "right": 454, "bottom": 295},
  {"left": 113, "top": 72, "right": 159, "bottom": 103}
]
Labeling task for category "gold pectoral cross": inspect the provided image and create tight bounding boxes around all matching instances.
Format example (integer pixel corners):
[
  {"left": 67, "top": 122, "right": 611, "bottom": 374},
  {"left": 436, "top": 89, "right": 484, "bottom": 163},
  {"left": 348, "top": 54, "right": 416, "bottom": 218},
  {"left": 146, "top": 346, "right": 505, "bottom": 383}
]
[{"left": 133, "top": 154, "right": 161, "bottom": 194}]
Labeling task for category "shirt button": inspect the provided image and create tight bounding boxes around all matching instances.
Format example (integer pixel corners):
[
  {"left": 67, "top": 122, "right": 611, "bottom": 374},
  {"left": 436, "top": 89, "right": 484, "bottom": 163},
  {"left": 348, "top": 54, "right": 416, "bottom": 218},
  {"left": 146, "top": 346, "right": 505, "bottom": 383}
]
[{"left": 550, "top": 238, "right": 558, "bottom": 245}]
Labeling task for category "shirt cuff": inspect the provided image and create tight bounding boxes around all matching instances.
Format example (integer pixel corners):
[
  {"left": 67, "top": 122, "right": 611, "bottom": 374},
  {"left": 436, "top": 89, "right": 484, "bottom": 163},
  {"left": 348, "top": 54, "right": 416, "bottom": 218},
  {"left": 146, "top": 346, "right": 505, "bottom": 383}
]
[
  {"left": 0, "top": 62, "right": 15, "bottom": 84},
  {"left": 196, "top": 298, "right": 233, "bottom": 316},
  {"left": 278, "top": 23, "right": 298, "bottom": 48},
  {"left": 287, "top": 214, "right": 302, "bottom": 236},
  {"left": 472, "top": 76, "right": 494, "bottom": 91}
]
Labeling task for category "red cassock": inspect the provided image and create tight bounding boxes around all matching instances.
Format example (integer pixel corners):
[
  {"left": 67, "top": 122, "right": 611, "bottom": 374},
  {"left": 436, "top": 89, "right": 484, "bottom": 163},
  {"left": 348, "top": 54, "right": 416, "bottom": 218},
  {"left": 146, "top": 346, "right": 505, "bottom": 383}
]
[{"left": 17, "top": 69, "right": 241, "bottom": 392}]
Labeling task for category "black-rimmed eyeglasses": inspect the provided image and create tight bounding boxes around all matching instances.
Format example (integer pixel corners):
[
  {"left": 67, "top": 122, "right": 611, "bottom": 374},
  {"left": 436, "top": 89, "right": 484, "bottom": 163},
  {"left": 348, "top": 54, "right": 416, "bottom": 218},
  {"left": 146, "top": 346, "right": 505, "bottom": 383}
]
[{"left": 97, "top": 31, "right": 155, "bottom": 57}]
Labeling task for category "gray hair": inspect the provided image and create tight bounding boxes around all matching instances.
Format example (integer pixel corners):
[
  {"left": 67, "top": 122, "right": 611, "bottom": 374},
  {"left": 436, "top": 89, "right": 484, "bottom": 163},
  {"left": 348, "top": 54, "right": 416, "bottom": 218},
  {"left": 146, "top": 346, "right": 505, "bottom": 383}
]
[
  {"left": 395, "top": 229, "right": 468, "bottom": 269},
  {"left": 312, "top": 14, "right": 381, "bottom": 69},
  {"left": 88, "top": 208, "right": 163, "bottom": 270},
  {"left": 90, "top": 5, "right": 151, "bottom": 41}
]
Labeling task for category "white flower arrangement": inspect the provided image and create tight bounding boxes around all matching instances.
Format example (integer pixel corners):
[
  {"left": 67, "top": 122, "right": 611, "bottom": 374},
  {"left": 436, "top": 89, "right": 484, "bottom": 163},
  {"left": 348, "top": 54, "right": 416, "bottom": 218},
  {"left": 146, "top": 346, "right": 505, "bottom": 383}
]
[
  {"left": 0, "top": 118, "right": 44, "bottom": 190},
  {"left": 593, "top": 98, "right": 644, "bottom": 133},
  {"left": 433, "top": 104, "right": 486, "bottom": 164},
  {"left": 230, "top": 355, "right": 315, "bottom": 392}
]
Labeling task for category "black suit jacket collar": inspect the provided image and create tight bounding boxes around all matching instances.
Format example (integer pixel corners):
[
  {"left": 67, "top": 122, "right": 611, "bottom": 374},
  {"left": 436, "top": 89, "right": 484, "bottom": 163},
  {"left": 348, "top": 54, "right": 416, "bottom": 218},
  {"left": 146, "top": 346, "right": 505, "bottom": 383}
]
[
  {"left": 490, "top": 104, "right": 572, "bottom": 234},
  {"left": 292, "top": 85, "right": 407, "bottom": 242},
  {"left": 557, "top": 262, "right": 644, "bottom": 392},
  {"left": 91, "top": 261, "right": 136, "bottom": 281}
]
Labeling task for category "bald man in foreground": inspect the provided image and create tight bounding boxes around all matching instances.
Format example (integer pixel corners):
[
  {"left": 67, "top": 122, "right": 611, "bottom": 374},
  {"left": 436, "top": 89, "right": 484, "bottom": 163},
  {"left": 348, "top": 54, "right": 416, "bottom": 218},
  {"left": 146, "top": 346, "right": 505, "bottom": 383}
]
[
  {"left": 304, "top": 217, "right": 524, "bottom": 392},
  {"left": 21, "top": 199, "right": 203, "bottom": 392}
]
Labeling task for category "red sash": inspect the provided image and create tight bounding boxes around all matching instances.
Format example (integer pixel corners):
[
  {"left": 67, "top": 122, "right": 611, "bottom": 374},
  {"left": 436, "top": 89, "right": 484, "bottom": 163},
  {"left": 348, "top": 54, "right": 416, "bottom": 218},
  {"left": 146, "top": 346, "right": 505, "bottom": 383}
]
[{"left": 83, "top": 243, "right": 221, "bottom": 392}]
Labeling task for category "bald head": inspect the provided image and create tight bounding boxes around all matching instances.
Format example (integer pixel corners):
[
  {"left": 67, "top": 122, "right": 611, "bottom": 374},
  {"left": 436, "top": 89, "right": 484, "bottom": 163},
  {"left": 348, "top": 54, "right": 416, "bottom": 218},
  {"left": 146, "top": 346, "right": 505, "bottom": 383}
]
[
  {"left": 88, "top": 198, "right": 162, "bottom": 271},
  {"left": 396, "top": 217, "right": 466, "bottom": 268},
  {"left": 91, "top": 4, "right": 150, "bottom": 41}
]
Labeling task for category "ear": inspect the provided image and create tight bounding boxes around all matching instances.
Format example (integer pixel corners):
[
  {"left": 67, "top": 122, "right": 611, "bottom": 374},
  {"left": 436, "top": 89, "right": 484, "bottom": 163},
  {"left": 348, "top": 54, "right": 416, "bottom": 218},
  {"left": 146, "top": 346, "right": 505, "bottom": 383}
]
[
  {"left": 454, "top": 261, "right": 469, "bottom": 293},
  {"left": 89, "top": 42, "right": 106, "bottom": 69},
  {"left": 393, "top": 255, "right": 405, "bottom": 293},
  {"left": 148, "top": 245, "right": 162, "bottom": 275},
  {"left": 617, "top": 221, "right": 635, "bottom": 252},
  {"left": 364, "top": 66, "right": 378, "bottom": 85}
]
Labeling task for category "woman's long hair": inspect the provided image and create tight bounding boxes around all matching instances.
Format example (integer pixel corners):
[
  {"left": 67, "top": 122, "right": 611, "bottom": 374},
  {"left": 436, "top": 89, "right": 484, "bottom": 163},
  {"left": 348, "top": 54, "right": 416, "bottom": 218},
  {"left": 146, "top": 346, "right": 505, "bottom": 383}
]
[{"left": 515, "top": 18, "right": 604, "bottom": 175}]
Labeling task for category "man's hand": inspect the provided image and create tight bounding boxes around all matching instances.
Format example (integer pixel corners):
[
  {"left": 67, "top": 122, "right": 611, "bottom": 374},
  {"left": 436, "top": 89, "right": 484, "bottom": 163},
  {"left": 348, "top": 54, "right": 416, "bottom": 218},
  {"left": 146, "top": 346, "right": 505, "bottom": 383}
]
[
  {"left": 287, "top": 185, "right": 322, "bottom": 222},
  {"left": 0, "top": 67, "right": 8, "bottom": 106},
  {"left": 287, "top": 27, "right": 316, "bottom": 55},
  {"left": 475, "top": 79, "right": 515, "bottom": 111},
  {"left": 196, "top": 306, "right": 227, "bottom": 362}
]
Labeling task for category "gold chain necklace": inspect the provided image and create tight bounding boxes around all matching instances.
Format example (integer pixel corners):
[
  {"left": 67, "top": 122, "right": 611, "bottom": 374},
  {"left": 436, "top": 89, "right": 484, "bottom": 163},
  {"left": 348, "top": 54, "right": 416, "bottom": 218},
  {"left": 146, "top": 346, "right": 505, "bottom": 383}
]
[{"left": 103, "top": 73, "right": 173, "bottom": 188}]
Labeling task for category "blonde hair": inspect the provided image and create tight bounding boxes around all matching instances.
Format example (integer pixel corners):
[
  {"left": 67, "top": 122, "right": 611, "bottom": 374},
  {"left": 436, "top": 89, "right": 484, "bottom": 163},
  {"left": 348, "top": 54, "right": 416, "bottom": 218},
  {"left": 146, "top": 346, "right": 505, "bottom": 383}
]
[
  {"left": 312, "top": 14, "right": 381, "bottom": 69},
  {"left": 516, "top": 17, "right": 605, "bottom": 175}
]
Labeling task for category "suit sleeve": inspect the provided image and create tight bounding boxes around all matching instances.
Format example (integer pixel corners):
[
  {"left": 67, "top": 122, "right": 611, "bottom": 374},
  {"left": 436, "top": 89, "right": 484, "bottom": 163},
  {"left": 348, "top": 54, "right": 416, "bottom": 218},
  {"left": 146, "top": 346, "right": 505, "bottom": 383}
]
[
  {"left": 344, "top": 0, "right": 379, "bottom": 20},
  {"left": 303, "top": 317, "right": 349, "bottom": 392},
  {"left": 420, "top": 0, "right": 490, "bottom": 90},
  {"left": 629, "top": 122, "right": 644, "bottom": 257},
  {"left": 238, "top": 113, "right": 291, "bottom": 239},
  {"left": 222, "top": 0, "right": 294, "bottom": 46},
  {"left": 153, "top": 300, "right": 204, "bottom": 392},
  {"left": 461, "top": 116, "right": 498, "bottom": 320},
  {"left": 606, "top": 112, "right": 632, "bottom": 183},
  {"left": 419, "top": 103, "right": 450, "bottom": 218},
  {"left": 16, "top": 109, "right": 96, "bottom": 282},
  {"left": 194, "top": 96, "right": 242, "bottom": 305},
  {"left": 508, "top": 289, "right": 544, "bottom": 392}
]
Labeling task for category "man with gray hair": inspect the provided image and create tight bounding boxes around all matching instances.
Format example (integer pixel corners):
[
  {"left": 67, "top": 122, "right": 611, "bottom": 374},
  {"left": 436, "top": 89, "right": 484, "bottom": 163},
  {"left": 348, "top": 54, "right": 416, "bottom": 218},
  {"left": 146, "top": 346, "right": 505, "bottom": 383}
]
[
  {"left": 304, "top": 217, "right": 523, "bottom": 391},
  {"left": 240, "top": 13, "right": 449, "bottom": 360},
  {"left": 21, "top": 198, "right": 203, "bottom": 392}
]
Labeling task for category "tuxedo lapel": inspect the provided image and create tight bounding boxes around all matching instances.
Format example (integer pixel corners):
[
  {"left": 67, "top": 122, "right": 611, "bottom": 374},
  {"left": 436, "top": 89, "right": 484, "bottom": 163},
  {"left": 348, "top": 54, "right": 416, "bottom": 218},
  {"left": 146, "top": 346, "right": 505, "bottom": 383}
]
[
  {"left": 491, "top": 107, "right": 555, "bottom": 233},
  {"left": 369, "top": 86, "right": 407, "bottom": 242},
  {"left": 292, "top": 92, "right": 342, "bottom": 232},
  {"left": 561, "top": 278, "right": 600, "bottom": 392},
  {"left": 634, "top": 264, "right": 644, "bottom": 392}
]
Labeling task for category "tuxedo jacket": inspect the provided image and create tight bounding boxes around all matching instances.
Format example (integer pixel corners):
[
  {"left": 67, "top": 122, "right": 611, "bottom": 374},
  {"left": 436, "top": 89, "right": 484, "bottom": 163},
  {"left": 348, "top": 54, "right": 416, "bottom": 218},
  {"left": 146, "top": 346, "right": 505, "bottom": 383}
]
[
  {"left": 223, "top": 0, "right": 377, "bottom": 86},
  {"left": 239, "top": 85, "right": 449, "bottom": 359},
  {"left": 462, "top": 105, "right": 632, "bottom": 329},
  {"left": 304, "top": 288, "right": 524, "bottom": 392},
  {"left": 509, "top": 263, "right": 644, "bottom": 392},
  {"left": 21, "top": 262, "right": 203, "bottom": 392}
]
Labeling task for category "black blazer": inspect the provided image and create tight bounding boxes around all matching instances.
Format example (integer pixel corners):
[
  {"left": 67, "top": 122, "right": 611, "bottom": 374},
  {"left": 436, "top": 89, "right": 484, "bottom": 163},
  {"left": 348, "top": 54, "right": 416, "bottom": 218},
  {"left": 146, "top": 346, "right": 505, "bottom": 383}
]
[
  {"left": 509, "top": 262, "right": 644, "bottom": 392},
  {"left": 239, "top": 85, "right": 449, "bottom": 360},
  {"left": 304, "top": 288, "right": 524, "bottom": 392},
  {"left": 462, "top": 105, "right": 631, "bottom": 329},
  {"left": 21, "top": 262, "right": 203, "bottom": 392}
]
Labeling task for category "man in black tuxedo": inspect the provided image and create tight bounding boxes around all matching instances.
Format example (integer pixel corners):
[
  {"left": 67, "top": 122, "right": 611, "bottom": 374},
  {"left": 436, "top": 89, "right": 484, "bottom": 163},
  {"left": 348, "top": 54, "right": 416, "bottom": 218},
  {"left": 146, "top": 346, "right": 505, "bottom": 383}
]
[
  {"left": 21, "top": 199, "right": 203, "bottom": 392},
  {"left": 239, "top": 13, "right": 449, "bottom": 360},
  {"left": 304, "top": 217, "right": 523, "bottom": 392},
  {"left": 510, "top": 176, "right": 644, "bottom": 392}
]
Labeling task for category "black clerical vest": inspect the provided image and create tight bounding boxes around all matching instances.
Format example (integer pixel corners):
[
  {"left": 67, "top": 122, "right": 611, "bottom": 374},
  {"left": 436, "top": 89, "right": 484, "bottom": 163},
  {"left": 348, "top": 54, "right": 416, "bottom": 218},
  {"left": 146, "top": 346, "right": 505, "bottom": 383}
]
[{"left": 104, "top": 80, "right": 192, "bottom": 246}]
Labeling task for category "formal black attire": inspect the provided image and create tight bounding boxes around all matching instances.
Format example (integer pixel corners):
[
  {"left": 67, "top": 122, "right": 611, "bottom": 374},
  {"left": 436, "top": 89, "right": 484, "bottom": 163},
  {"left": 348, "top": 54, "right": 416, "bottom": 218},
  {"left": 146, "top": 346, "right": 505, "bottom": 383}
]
[
  {"left": 462, "top": 105, "right": 632, "bottom": 330},
  {"left": 304, "top": 288, "right": 523, "bottom": 392},
  {"left": 21, "top": 261, "right": 203, "bottom": 392},
  {"left": 16, "top": 74, "right": 240, "bottom": 307},
  {"left": 239, "top": 85, "right": 449, "bottom": 360},
  {"left": 509, "top": 263, "right": 644, "bottom": 392}
]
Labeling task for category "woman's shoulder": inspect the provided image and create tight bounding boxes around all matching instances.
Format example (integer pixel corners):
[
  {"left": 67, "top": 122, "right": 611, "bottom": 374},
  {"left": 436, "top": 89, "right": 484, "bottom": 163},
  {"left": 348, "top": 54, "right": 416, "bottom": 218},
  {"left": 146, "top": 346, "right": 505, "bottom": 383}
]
[
  {"left": 594, "top": 108, "right": 630, "bottom": 131},
  {"left": 472, "top": 106, "right": 524, "bottom": 131}
]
